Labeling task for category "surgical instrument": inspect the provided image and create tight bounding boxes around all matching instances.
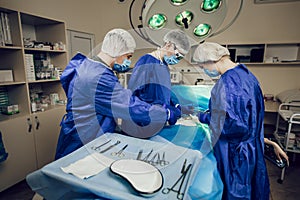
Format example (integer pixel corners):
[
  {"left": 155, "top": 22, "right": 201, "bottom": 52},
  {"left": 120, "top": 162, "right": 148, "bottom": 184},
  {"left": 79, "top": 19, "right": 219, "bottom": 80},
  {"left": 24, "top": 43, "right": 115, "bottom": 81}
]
[
  {"left": 136, "top": 150, "right": 143, "bottom": 160},
  {"left": 91, "top": 139, "right": 112, "bottom": 151},
  {"left": 158, "top": 152, "right": 169, "bottom": 166},
  {"left": 148, "top": 152, "right": 158, "bottom": 165},
  {"left": 142, "top": 149, "right": 153, "bottom": 162},
  {"left": 178, "top": 163, "right": 193, "bottom": 200},
  {"left": 111, "top": 144, "right": 128, "bottom": 157},
  {"left": 181, "top": 159, "right": 187, "bottom": 173},
  {"left": 162, "top": 161, "right": 192, "bottom": 200},
  {"left": 99, "top": 140, "right": 121, "bottom": 153}
]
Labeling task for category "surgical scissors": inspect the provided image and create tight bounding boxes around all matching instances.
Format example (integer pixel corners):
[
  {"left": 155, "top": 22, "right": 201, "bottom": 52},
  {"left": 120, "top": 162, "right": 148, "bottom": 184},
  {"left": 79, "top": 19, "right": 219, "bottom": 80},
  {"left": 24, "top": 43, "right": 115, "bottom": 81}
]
[
  {"left": 162, "top": 162, "right": 192, "bottom": 200},
  {"left": 91, "top": 139, "right": 111, "bottom": 151},
  {"left": 111, "top": 144, "right": 128, "bottom": 157}
]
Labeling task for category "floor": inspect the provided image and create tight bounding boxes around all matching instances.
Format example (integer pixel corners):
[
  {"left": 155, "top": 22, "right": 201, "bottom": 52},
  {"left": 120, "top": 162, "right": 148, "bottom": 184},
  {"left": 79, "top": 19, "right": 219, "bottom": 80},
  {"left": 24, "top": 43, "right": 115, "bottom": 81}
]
[
  {"left": 0, "top": 154, "right": 299, "bottom": 200},
  {"left": 267, "top": 153, "right": 300, "bottom": 200}
]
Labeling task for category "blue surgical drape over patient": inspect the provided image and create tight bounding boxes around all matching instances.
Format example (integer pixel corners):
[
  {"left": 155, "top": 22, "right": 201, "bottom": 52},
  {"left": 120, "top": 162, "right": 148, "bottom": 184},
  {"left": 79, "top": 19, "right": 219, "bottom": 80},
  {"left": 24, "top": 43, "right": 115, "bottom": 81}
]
[
  {"left": 200, "top": 64, "right": 270, "bottom": 200},
  {"left": 55, "top": 53, "right": 167, "bottom": 159}
]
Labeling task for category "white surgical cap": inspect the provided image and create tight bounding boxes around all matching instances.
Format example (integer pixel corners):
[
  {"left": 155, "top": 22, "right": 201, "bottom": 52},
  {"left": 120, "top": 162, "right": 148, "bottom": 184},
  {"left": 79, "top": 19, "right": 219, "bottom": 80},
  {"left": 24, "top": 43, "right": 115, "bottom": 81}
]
[
  {"left": 193, "top": 42, "right": 230, "bottom": 63},
  {"left": 163, "top": 29, "right": 191, "bottom": 55},
  {"left": 101, "top": 29, "right": 136, "bottom": 58}
]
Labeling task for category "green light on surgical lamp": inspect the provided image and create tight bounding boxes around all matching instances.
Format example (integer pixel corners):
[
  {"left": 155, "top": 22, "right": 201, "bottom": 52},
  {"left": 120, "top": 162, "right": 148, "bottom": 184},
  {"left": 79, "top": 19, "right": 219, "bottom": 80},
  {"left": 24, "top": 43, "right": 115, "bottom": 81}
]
[
  {"left": 170, "top": 0, "right": 189, "bottom": 6},
  {"left": 194, "top": 24, "right": 211, "bottom": 37},
  {"left": 202, "top": 0, "right": 222, "bottom": 13},
  {"left": 148, "top": 14, "right": 167, "bottom": 30},
  {"left": 175, "top": 11, "right": 193, "bottom": 29}
]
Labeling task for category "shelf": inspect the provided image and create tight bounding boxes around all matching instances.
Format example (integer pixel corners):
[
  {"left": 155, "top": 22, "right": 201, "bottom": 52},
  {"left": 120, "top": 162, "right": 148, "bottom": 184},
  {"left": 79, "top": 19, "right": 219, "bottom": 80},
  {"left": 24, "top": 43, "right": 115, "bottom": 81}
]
[
  {"left": 223, "top": 43, "right": 300, "bottom": 65},
  {"left": 0, "top": 6, "right": 67, "bottom": 122},
  {"left": 274, "top": 133, "right": 300, "bottom": 153},
  {"left": 31, "top": 104, "right": 65, "bottom": 114},
  {"left": 0, "top": 112, "right": 27, "bottom": 122},
  {"left": 227, "top": 44, "right": 265, "bottom": 63},
  {"left": 246, "top": 62, "right": 300, "bottom": 65},
  {"left": 28, "top": 79, "right": 60, "bottom": 84},
  {"left": 24, "top": 48, "right": 67, "bottom": 53},
  {"left": 0, "top": 46, "right": 22, "bottom": 50},
  {"left": 0, "top": 81, "right": 26, "bottom": 86}
]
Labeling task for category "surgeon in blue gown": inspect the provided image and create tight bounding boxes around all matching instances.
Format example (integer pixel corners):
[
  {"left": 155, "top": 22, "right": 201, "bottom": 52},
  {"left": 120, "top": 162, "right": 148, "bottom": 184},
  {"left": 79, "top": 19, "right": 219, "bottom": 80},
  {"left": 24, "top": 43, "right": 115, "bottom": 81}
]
[
  {"left": 55, "top": 29, "right": 180, "bottom": 159},
  {"left": 193, "top": 42, "right": 270, "bottom": 200},
  {"left": 121, "top": 29, "right": 191, "bottom": 137}
]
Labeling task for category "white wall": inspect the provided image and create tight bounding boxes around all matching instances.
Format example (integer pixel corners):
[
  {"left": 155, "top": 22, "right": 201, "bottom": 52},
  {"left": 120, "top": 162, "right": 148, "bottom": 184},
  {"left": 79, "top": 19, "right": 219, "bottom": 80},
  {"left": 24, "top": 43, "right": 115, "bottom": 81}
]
[{"left": 1, "top": 0, "right": 300, "bottom": 96}]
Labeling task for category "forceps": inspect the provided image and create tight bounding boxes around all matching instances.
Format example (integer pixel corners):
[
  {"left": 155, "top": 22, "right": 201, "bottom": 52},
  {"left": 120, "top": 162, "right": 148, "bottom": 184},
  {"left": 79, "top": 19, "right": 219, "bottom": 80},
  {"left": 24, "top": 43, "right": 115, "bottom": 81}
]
[
  {"left": 136, "top": 150, "right": 143, "bottom": 160},
  {"left": 111, "top": 144, "right": 128, "bottom": 157},
  {"left": 142, "top": 149, "right": 153, "bottom": 162},
  {"left": 99, "top": 140, "right": 121, "bottom": 153},
  {"left": 148, "top": 152, "right": 169, "bottom": 166},
  {"left": 148, "top": 152, "right": 158, "bottom": 165},
  {"left": 91, "top": 139, "right": 111, "bottom": 151},
  {"left": 157, "top": 152, "right": 169, "bottom": 166},
  {"left": 162, "top": 161, "right": 192, "bottom": 200}
]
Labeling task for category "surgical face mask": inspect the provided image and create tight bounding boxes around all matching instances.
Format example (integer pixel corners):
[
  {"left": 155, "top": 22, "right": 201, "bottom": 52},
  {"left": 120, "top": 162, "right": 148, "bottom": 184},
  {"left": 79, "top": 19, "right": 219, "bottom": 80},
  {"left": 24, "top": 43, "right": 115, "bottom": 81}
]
[
  {"left": 163, "top": 55, "right": 180, "bottom": 65},
  {"left": 204, "top": 68, "right": 220, "bottom": 77},
  {"left": 113, "top": 59, "right": 131, "bottom": 72}
]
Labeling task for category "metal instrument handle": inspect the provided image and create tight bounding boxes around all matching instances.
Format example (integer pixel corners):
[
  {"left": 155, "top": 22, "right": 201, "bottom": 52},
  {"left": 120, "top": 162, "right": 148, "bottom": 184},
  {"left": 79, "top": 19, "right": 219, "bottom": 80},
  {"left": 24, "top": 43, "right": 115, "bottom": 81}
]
[
  {"left": 27, "top": 118, "right": 32, "bottom": 133},
  {"left": 35, "top": 116, "right": 40, "bottom": 130},
  {"left": 99, "top": 140, "right": 121, "bottom": 153}
]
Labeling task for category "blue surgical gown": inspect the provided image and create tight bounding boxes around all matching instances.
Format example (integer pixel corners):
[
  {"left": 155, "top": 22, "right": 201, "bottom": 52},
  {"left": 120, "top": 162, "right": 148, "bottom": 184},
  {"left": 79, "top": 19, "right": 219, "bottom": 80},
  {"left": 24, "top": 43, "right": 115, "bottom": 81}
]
[
  {"left": 55, "top": 53, "right": 167, "bottom": 159},
  {"left": 199, "top": 64, "right": 270, "bottom": 200},
  {"left": 121, "top": 54, "right": 178, "bottom": 137},
  {"left": 127, "top": 54, "right": 171, "bottom": 105}
]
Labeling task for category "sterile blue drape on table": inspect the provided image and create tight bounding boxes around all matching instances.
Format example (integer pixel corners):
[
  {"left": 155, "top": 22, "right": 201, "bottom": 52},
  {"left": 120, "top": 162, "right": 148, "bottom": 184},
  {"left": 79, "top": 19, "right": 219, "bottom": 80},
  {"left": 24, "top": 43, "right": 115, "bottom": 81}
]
[
  {"left": 155, "top": 84, "right": 223, "bottom": 199},
  {"left": 27, "top": 84, "right": 224, "bottom": 200}
]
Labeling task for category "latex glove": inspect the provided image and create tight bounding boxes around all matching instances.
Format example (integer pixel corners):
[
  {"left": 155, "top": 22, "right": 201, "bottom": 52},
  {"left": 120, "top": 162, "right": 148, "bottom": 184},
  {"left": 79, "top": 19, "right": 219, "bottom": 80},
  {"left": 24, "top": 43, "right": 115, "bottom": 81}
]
[
  {"left": 197, "top": 110, "right": 210, "bottom": 124},
  {"left": 165, "top": 105, "right": 181, "bottom": 125}
]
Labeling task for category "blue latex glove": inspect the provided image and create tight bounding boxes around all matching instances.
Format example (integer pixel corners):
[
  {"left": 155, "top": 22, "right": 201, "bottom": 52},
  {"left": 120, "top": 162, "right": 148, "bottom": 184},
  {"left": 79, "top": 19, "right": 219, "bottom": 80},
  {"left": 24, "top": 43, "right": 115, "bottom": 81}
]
[
  {"left": 165, "top": 105, "right": 181, "bottom": 125},
  {"left": 197, "top": 110, "right": 210, "bottom": 124}
]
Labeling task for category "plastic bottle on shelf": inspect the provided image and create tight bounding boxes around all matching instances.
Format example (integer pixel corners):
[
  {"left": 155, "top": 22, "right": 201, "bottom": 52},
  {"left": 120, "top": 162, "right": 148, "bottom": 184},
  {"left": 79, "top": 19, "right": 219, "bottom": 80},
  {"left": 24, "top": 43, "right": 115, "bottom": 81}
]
[{"left": 31, "top": 102, "right": 37, "bottom": 112}]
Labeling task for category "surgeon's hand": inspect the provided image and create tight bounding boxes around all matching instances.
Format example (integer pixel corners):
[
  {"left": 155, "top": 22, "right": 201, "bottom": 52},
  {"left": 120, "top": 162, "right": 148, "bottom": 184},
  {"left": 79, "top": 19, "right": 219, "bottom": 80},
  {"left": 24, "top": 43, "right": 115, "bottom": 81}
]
[
  {"left": 165, "top": 105, "right": 181, "bottom": 125},
  {"left": 197, "top": 110, "right": 210, "bottom": 124}
]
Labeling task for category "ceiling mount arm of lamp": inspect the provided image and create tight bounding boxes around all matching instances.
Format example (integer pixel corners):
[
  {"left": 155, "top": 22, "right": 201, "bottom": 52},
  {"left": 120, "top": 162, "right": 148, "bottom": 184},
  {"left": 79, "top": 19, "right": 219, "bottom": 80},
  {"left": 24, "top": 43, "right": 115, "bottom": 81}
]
[{"left": 210, "top": 0, "right": 244, "bottom": 37}]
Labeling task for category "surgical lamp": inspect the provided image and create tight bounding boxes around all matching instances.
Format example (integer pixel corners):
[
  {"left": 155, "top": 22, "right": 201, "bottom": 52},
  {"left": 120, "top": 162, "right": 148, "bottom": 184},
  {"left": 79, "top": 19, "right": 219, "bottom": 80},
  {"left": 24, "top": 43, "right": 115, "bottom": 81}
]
[{"left": 129, "top": 0, "right": 243, "bottom": 46}]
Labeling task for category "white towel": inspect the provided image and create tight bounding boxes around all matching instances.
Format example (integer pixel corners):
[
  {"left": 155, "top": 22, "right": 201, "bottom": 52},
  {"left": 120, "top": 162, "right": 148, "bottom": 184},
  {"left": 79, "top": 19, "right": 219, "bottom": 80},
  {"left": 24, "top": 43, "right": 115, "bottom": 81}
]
[{"left": 61, "top": 152, "right": 114, "bottom": 179}]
